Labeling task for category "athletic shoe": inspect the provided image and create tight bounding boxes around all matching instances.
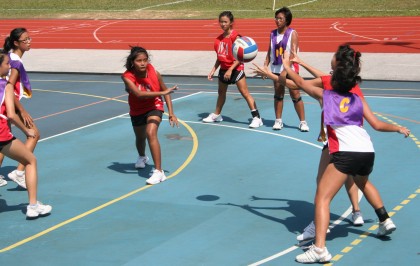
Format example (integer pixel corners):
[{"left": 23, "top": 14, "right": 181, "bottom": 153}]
[
  {"left": 352, "top": 211, "right": 364, "bottom": 225},
  {"left": 272, "top": 119, "right": 283, "bottom": 130},
  {"left": 296, "top": 221, "right": 330, "bottom": 241},
  {"left": 8, "top": 170, "right": 27, "bottom": 189},
  {"left": 295, "top": 244, "right": 332, "bottom": 263},
  {"left": 202, "top": 113, "right": 223, "bottom": 123},
  {"left": 377, "top": 218, "right": 396, "bottom": 237},
  {"left": 135, "top": 156, "right": 149, "bottom": 169},
  {"left": 26, "top": 201, "right": 52, "bottom": 218},
  {"left": 146, "top": 169, "right": 167, "bottom": 185},
  {"left": 299, "top": 121, "right": 309, "bottom": 132},
  {"left": 249, "top": 117, "right": 263, "bottom": 128},
  {"left": 0, "top": 175, "right": 7, "bottom": 187}
]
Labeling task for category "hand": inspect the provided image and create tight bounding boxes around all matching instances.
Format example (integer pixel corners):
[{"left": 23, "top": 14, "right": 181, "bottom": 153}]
[
  {"left": 224, "top": 70, "right": 232, "bottom": 81},
  {"left": 26, "top": 128, "right": 36, "bottom": 138},
  {"left": 208, "top": 71, "right": 214, "bottom": 81},
  {"left": 398, "top": 126, "right": 410, "bottom": 137},
  {"left": 251, "top": 63, "right": 268, "bottom": 79},
  {"left": 163, "top": 85, "right": 178, "bottom": 95},
  {"left": 290, "top": 52, "right": 303, "bottom": 65},
  {"left": 282, "top": 50, "right": 291, "bottom": 66},
  {"left": 169, "top": 115, "right": 179, "bottom": 128},
  {"left": 19, "top": 109, "right": 34, "bottom": 128}
]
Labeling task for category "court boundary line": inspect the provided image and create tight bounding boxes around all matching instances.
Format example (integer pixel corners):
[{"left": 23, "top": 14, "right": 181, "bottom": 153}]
[{"left": 0, "top": 95, "right": 198, "bottom": 253}]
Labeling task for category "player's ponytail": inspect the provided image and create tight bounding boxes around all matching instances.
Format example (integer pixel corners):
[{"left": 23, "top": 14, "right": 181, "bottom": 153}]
[
  {"left": 3, "top": 28, "right": 27, "bottom": 53},
  {"left": 331, "top": 44, "right": 362, "bottom": 93}
]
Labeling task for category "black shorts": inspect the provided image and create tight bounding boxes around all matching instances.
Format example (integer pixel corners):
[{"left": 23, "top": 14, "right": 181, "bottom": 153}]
[
  {"left": 130, "top": 110, "right": 163, "bottom": 127},
  {"left": 0, "top": 137, "right": 16, "bottom": 152},
  {"left": 218, "top": 69, "right": 245, "bottom": 84},
  {"left": 330, "top": 151, "right": 375, "bottom": 176}
]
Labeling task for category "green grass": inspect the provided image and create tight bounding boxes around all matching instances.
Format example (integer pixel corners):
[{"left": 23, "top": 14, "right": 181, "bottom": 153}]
[{"left": 0, "top": 0, "right": 419, "bottom": 19}]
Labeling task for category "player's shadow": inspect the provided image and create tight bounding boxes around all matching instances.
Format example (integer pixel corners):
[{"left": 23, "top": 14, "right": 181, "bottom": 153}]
[
  {"left": 107, "top": 162, "right": 154, "bottom": 179},
  {"left": 219, "top": 195, "right": 381, "bottom": 240},
  {"left": 198, "top": 112, "right": 250, "bottom": 126},
  {"left": 0, "top": 199, "right": 26, "bottom": 214}
]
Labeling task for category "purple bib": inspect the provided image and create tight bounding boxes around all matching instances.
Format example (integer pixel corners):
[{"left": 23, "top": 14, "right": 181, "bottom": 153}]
[
  {"left": 271, "top": 28, "right": 293, "bottom": 65},
  {"left": 323, "top": 90, "right": 363, "bottom": 126}
]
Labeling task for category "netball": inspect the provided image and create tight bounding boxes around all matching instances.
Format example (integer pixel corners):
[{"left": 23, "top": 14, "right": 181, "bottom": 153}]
[{"left": 232, "top": 36, "right": 258, "bottom": 63}]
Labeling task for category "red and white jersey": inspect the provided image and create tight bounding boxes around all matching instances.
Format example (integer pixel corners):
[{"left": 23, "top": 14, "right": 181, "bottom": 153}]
[
  {"left": 214, "top": 30, "right": 244, "bottom": 71},
  {"left": 0, "top": 79, "right": 14, "bottom": 142},
  {"left": 122, "top": 64, "right": 164, "bottom": 116}
]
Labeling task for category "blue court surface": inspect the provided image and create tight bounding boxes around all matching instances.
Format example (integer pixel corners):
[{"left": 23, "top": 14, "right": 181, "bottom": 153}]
[{"left": 0, "top": 73, "right": 419, "bottom": 265}]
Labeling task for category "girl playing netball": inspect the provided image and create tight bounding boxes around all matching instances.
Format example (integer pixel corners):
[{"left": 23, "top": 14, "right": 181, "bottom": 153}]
[
  {"left": 0, "top": 51, "right": 52, "bottom": 218},
  {"left": 0, "top": 28, "right": 40, "bottom": 189},
  {"left": 254, "top": 45, "right": 410, "bottom": 263},
  {"left": 203, "top": 11, "right": 263, "bottom": 128},
  {"left": 121, "top": 46, "right": 178, "bottom": 185}
]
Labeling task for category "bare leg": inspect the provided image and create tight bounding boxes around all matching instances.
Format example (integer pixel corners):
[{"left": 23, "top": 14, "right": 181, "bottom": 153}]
[
  {"left": 273, "top": 80, "right": 285, "bottom": 119},
  {"left": 2, "top": 139, "right": 38, "bottom": 204},
  {"left": 236, "top": 78, "right": 257, "bottom": 111},
  {"left": 345, "top": 177, "right": 361, "bottom": 212},
  {"left": 314, "top": 163, "right": 348, "bottom": 248},
  {"left": 289, "top": 89, "right": 306, "bottom": 121},
  {"left": 214, "top": 81, "right": 228, "bottom": 115},
  {"left": 133, "top": 125, "right": 147, "bottom": 157},
  {"left": 146, "top": 116, "right": 162, "bottom": 171}
]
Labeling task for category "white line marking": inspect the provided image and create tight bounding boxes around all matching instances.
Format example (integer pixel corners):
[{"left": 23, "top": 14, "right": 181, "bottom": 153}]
[
  {"left": 289, "top": 0, "right": 318, "bottom": 8},
  {"left": 249, "top": 192, "right": 363, "bottom": 265},
  {"left": 136, "top": 0, "right": 193, "bottom": 11},
  {"left": 332, "top": 22, "right": 381, "bottom": 41},
  {"left": 93, "top": 20, "right": 127, "bottom": 43}
]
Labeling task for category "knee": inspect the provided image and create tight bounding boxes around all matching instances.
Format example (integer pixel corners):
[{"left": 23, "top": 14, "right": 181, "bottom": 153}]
[
  {"left": 274, "top": 95, "right": 284, "bottom": 102},
  {"left": 292, "top": 96, "right": 302, "bottom": 104}
]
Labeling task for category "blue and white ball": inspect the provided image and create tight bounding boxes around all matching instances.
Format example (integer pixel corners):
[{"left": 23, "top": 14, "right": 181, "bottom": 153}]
[{"left": 232, "top": 36, "right": 258, "bottom": 63}]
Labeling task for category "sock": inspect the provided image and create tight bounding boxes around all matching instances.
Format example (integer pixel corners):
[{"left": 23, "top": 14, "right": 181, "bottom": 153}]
[
  {"left": 276, "top": 118, "right": 282, "bottom": 122},
  {"left": 375, "top": 206, "right": 390, "bottom": 222},
  {"left": 16, "top": 170, "right": 25, "bottom": 176},
  {"left": 251, "top": 109, "right": 260, "bottom": 118}
]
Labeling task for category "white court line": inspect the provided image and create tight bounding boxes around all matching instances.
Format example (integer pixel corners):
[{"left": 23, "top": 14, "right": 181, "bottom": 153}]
[
  {"left": 332, "top": 22, "right": 381, "bottom": 41},
  {"left": 37, "top": 92, "right": 198, "bottom": 142}
]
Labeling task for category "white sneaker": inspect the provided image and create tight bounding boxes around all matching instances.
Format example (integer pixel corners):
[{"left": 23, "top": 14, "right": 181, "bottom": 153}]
[
  {"left": 26, "top": 201, "right": 52, "bottom": 218},
  {"left": 249, "top": 117, "right": 263, "bottom": 128},
  {"left": 352, "top": 211, "right": 364, "bottom": 225},
  {"left": 299, "top": 121, "right": 309, "bottom": 132},
  {"left": 203, "top": 113, "right": 223, "bottom": 123},
  {"left": 146, "top": 169, "right": 167, "bottom": 185},
  {"left": 0, "top": 175, "right": 7, "bottom": 187},
  {"left": 8, "top": 170, "right": 26, "bottom": 189},
  {"left": 272, "top": 119, "right": 283, "bottom": 130},
  {"left": 295, "top": 244, "right": 332, "bottom": 263},
  {"left": 377, "top": 218, "right": 396, "bottom": 237},
  {"left": 135, "top": 156, "right": 149, "bottom": 169},
  {"left": 296, "top": 221, "right": 331, "bottom": 241}
]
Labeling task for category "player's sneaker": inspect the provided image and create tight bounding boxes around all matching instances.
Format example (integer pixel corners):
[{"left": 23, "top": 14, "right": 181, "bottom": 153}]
[
  {"left": 295, "top": 244, "right": 332, "bottom": 263},
  {"left": 202, "top": 113, "right": 223, "bottom": 123},
  {"left": 135, "top": 156, "right": 149, "bottom": 169},
  {"left": 272, "top": 119, "right": 283, "bottom": 130},
  {"left": 296, "top": 221, "right": 331, "bottom": 241},
  {"left": 8, "top": 170, "right": 26, "bottom": 189},
  {"left": 352, "top": 211, "right": 364, "bottom": 225},
  {"left": 377, "top": 218, "right": 396, "bottom": 237},
  {"left": 26, "top": 201, "right": 52, "bottom": 218},
  {"left": 0, "top": 175, "right": 7, "bottom": 187},
  {"left": 299, "top": 121, "right": 309, "bottom": 132},
  {"left": 146, "top": 169, "right": 167, "bottom": 185},
  {"left": 249, "top": 117, "right": 263, "bottom": 128}
]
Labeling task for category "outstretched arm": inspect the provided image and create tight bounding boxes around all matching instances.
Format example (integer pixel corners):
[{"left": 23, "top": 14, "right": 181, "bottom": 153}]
[
  {"left": 362, "top": 98, "right": 410, "bottom": 137},
  {"left": 157, "top": 71, "right": 179, "bottom": 127}
]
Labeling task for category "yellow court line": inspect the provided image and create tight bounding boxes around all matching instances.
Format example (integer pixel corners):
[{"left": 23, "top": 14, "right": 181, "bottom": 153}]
[
  {"left": 33, "top": 88, "right": 128, "bottom": 103},
  {"left": 0, "top": 116, "right": 198, "bottom": 253}
]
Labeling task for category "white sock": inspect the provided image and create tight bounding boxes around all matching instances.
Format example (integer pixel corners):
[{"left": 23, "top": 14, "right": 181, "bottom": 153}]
[{"left": 16, "top": 170, "right": 25, "bottom": 176}]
